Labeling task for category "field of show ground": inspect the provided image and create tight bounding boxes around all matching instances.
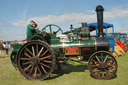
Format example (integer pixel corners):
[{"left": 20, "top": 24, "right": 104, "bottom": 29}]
[{"left": 0, "top": 54, "right": 128, "bottom": 85}]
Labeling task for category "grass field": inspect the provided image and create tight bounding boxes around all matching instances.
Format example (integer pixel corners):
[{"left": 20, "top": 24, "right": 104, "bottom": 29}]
[{"left": 0, "top": 53, "right": 128, "bottom": 85}]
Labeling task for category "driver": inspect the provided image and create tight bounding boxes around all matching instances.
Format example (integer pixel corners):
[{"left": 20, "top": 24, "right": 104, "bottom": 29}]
[
  {"left": 33, "top": 22, "right": 39, "bottom": 32},
  {"left": 26, "top": 20, "right": 38, "bottom": 41}
]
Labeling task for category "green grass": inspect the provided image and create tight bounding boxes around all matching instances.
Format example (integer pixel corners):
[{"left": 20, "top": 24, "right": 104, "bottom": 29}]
[{"left": 0, "top": 54, "right": 128, "bottom": 85}]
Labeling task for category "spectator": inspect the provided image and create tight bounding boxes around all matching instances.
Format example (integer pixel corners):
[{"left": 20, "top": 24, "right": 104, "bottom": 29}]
[{"left": 4, "top": 42, "right": 10, "bottom": 54}]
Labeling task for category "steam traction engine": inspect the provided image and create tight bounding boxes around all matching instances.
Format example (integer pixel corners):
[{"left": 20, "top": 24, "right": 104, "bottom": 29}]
[{"left": 11, "top": 5, "right": 118, "bottom": 80}]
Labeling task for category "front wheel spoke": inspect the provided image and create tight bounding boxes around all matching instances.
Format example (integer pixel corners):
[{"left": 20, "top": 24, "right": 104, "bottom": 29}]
[
  {"left": 92, "top": 60, "right": 99, "bottom": 64},
  {"left": 101, "top": 72, "right": 105, "bottom": 77},
  {"left": 26, "top": 48, "right": 34, "bottom": 57},
  {"left": 107, "top": 60, "right": 115, "bottom": 67},
  {"left": 107, "top": 59, "right": 113, "bottom": 64},
  {"left": 41, "top": 66, "right": 47, "bottom": 74},
  {"left": 104, "top": 69, "right": 110, "bottom": 76},
  {"left": 104, "top": 55, "right": 108, "bottom": 63},
  {"left": 41, "top": 49, "right": 48, "bottom": 57},
  {"left": 24, "top": 64, "right": 32, "bottom": 72},
  {"left": 110, "top": 59, "right": 114, "bottom": 65},
  {"left": 92, "top": 68, "right": 98, "bottom": 72},
  {"left": 107, "top": 65, "right": 114, "bottom": 70},
  {"left": 101, "top": 53, "right": 103, "bottom": 62},
  {"left": 91, "top": 65, "right": 99, "bottom": 68},
  {"left": 96, "top": 71, "right": 100, "bottom": 76},
  {"left": 37, "top": 47, "right": 44, "bottom": 57},
  {"left": 95, "top": 56, "right": 101, "bottom": 63},
  {"left": 40, "top": 55, "right": 51, "bottom": 60},
  {"left": 107, "top": 63, "right": 115, "bottom": 68},
  {"left": 40, "top": 63, "right": 51, "bottom": 69}
]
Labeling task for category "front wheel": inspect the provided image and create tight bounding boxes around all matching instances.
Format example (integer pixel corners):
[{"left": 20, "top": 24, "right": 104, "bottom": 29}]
[
  {"left": 88, "top": 51, "right": 118, "bottom": 79},
  {"left": 17, "top": 40, "right": 56, "bottom": 80}
]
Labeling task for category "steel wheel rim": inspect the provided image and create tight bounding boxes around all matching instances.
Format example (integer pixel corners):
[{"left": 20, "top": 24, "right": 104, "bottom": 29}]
[
  {"left": 17, "top": 41, "right": 55, "bottom": 80},
  {"left": 88, "top": 51, "right": 118, "bottom": 79}
]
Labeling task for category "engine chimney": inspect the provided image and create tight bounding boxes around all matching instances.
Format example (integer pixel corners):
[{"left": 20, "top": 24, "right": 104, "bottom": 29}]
[{"left": 96, "top": 5, "right": 104, "bottom": 37}]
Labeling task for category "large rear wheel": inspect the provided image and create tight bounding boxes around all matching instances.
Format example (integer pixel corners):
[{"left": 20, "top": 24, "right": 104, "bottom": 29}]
[
  {"left": 11, "top": 51, "right": 18, "bottom": 69},
  {"left": 17, "top": 40, "right": 55, "bottom": 80},
  {"left": 88, "top": 51, "right": 118, "bottom": 79}
]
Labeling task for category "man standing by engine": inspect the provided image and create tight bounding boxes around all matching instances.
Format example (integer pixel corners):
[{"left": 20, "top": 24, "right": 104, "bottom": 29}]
[{"left": 26, "top": 20, "right": 38, "bottom": 41}]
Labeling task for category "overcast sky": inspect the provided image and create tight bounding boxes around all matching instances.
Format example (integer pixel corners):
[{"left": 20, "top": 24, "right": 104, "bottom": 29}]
[{"left": 0, "top": 0, "right": 128, "bottom": 41}]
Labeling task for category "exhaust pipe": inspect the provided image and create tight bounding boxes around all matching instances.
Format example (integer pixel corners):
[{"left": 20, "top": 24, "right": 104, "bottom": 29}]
[{"left": 96, "top": 5, "right": 104, "bottom": 37}]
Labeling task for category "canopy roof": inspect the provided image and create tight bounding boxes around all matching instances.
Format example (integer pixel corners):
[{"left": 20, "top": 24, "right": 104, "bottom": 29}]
[{"left": 87, "top": 22, "right": 113, "bottom": 31}]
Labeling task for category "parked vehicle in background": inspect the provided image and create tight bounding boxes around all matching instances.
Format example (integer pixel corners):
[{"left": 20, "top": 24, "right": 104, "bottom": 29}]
[{"left": 114, "top": 33, "right": 127, "bottom": 52}]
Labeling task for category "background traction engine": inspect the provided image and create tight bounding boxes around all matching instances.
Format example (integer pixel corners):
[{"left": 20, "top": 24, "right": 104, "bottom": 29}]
[{"left": 10, "top": 5, "right": 118, "bottom": 80}]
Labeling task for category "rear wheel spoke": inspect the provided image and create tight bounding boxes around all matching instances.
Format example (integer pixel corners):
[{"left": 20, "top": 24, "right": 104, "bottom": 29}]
[
  {"left": 32, "top": 46, "right": 35, "bottom": 57},
  {"left": 37, "top": 47, "right": 44, "bottom": 57},
  {"left": 24, "top": 64, "right": 32, "bottom": 72},
  {"left": 29, "top": 65, "right": 34, "bottom": 74},
  {"left": 37, "top": 66, "right": 42, "bottom": 75},
  {"left": 41, "top": 60, "right": 52, "bottom": 63},
  {"left": 41, "top": 49, "right": 48, "bottom": 57},
  {"left": 40, "top": 63, "right": 51, "bottom": 69},
  {"left": 34, "top": 67, "right": 37, "bottom": 77},
  {"left": 21, "top": 58, "right": 30, "bottom": 60},
  {"left": 41, "top": 66, "right": 47, "bottom": 74},
  {"left": 24, "top": 53, "right": 32, "bottom": 58},
  {"left": 23, "top": 61, "right": 31, "bottom": 65},
  {"left": 36, "top": 44, "right": 38, "bottom": 56},
  {"left": 40, "top": 55, "right": 51, "bottom": 60},
  {"left": 26, "top": 48, "right": 34, "bottom": 57}
]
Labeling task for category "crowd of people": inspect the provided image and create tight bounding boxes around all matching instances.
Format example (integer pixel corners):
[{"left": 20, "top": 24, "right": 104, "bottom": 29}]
[{"left": 0, "top": 41, "right": 10, "bottom": 54}]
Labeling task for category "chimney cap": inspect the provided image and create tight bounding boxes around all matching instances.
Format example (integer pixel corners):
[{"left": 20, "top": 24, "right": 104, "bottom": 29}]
[{"left": 96, "top": 5, "right": 104, "bottom": 12}]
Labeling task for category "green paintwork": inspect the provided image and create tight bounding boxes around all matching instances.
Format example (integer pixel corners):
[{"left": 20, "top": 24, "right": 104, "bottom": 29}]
[
  {"left": 11, "top": 24, "right": 95, "bottom": 52},
  {"left": 50, "top": 34, "right": 60, "bottom": 45},
  {"left": 63, "top": 37, "right": 95, "bottom": 46},
  {"left": 81, "top": 27, "right": 89, "bottom": 37},
  {"left": 11, "top": 44, "right": 23, "bottom": 51}
]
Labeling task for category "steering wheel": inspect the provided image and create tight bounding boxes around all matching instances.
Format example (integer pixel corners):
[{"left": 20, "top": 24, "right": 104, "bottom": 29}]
[{"left": 42, "top": 24, "right": 63, "bottom": 34}]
